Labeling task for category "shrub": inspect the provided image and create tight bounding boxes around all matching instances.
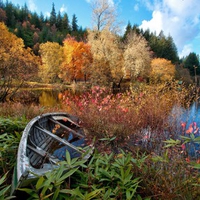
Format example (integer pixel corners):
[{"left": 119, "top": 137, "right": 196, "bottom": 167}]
[{"left": 62, "top": 82, "right": 192, "bottom": 153}]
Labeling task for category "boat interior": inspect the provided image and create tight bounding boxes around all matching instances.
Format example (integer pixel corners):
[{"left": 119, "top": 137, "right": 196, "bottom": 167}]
[{"left": 26, "top": 114, "right": 86, "bottom": 169}]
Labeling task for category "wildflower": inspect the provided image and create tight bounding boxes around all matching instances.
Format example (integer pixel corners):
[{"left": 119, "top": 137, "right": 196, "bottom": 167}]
[
  {"left": 186, "top": 157, "right": 190, "bottom": 163},
  {"left": 98, "top": 106, "right": 102, "bottom": 111},
  {"left": 186, "top": 124, "right": 193, "bottom": 134},
  {"left": 181, "top": 144, "right": 186, "bottom": 150},
  {"left": 121, "top": 107, "right": 128, "bottom": 113},
  {"left": 181, "top": 122, "right": 186, "bottom": 129}
]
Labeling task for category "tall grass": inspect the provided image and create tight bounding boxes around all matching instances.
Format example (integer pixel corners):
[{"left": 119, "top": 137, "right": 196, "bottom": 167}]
[{"left": 0, "top": 102, "right": 62, "bottom": 119}]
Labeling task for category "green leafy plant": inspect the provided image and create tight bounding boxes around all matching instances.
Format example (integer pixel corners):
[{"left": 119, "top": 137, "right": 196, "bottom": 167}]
[
  {"left": 69, "top": 150, "right": 143, "bottom": 200},
  {"left": 17, "top": 149, "right": 145, "bottom": 199},
  {"left": 18, "top": 151, "right": 91, "bottom": 200},
  {"left": 0, "top": 117, "right": 27, "bottom": 134},
  {"left": 0, "top": 173, "right": 15, "bottom": 200},
  {"left": 0, "top": 133, "right": 21, "bottom": 180}
]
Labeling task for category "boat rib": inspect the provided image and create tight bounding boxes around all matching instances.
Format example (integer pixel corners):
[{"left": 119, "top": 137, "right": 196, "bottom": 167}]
[{"left": 34, "top": 125, "right": 84, "bottom": 153}]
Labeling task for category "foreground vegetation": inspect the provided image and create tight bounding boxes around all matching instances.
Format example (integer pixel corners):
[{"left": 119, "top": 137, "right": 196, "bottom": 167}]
[{"left": 1, "top": 82, "right": 200, "bottom": 199}]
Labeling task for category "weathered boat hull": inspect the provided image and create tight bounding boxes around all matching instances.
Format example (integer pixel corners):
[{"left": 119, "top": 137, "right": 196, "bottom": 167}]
[{"left": 11, "top": 112, "right": 92, "bottom": 195}]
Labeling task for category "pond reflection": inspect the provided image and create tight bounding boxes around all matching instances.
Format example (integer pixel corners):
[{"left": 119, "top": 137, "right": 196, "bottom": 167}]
[
  {"left": 179, "top": 101, "right": 200, "bottom": 159},
  {"left": 179, "top": 101, "right": 200, "bottom": 127},
  {"left": 31, "top": 88, "right": 78, "bottom": 107},
  {"left": 39, "top": 90, "right": 60, "bottom": 107}
]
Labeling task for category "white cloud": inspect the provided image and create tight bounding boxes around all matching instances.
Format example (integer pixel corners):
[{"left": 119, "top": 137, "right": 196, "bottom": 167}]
[
  {"left": 139, "top": 0, "right": 200, "bottom": 57},
  {"left": 179, "top": 44, "right": 193, "bottom": 58},
  {"left": 28, "top": 0, "right": 37, "bottom": 12},
  {"left": 44, "top": 12, "right": 50, "bottom": 18},
  {"left": 140, "top": 10, "right": 163, "bottom": 35},
  {"left": 87, "top": 0, "right": 114, "bottom": 6},
  {"left": 134, "top": 4, "right": 139, "bottom": 12},
  {"left": 60, "top": 4, "right": 67, "bottom": 13}
]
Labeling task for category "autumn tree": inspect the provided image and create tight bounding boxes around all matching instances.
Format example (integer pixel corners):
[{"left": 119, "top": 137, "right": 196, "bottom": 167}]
[
  {"left": 87, "top": 29, "right": 124, "bottom": 87},
  {"left": 123, "top": 31, "right": 151, "bottom": 81},
  {"left": 60, "top": 36, "right": 92, "bottom": 83},
  {"left": 91, "top": 0, "right": 119, "bottom": 33},
  {"left": 0, "top": 22, "right": 38, "bottom": 102},
  {"left": 39, "top": 41, "right": 63, "bottom": 83},
  {"left": 150, "top": 58, "right": 175, "bottom": 83}
]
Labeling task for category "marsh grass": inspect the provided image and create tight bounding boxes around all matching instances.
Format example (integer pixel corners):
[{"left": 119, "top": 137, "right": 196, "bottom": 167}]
[{"left": 0, "top": 102, "right": 62, "bottom": 119}]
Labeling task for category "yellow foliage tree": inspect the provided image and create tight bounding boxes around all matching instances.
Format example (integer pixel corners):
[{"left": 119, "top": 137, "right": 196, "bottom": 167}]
[
  {"left": 150, "top": 58, "right": 175, "bottom": 83},
  {"left": 39, "top": 42, "right": 63, "bottom": 83},
  {"left": 0, "top": 22, "right": 38, "bottom": 102},
  {"left": 123, "top": 31, "right": 151, "bottom": 81},
  {"left": 87, "top": 29, "right": 124, "bottom": 87},
  {"left": 60, "top": 36, "right": 92, "bottom": 83}
]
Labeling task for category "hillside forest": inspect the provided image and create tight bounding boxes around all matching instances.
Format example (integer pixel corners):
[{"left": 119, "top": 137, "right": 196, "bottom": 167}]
[{"left": 0, "top": 0, "right": 200, "bottom": 102}]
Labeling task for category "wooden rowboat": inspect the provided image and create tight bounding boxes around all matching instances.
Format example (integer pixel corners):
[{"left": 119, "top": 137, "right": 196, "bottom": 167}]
[{"left": 11, "top": 112, "right": 93, "bottom": 195}]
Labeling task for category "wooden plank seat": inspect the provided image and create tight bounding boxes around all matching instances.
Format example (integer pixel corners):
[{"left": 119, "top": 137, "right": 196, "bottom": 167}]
[
  {"left": 48, "top": 117, "right": 84, "bottom": 138},
  {"left": 27, "top": 145, "right": 60, "bottom": 165},
  {"left": 35, "top": 125, "right": 84, "bottom": 154},
  {"left": 27, "top": 128, "right": 60, "bottom": 167}
]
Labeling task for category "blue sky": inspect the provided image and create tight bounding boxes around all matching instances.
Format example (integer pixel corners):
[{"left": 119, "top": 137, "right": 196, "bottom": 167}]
[{"left": 7, "top": 0, "right": 200, "bottom": 58}]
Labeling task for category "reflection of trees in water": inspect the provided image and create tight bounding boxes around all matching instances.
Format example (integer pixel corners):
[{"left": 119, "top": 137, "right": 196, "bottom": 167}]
[
  {"left": 171, "top": 101, "right": 200, "bottom": 132},
  {"left": 14, "top": 89, "right": 60, "bottom": 106},
  {"left": 182, "top": 101, "right": 200, "bottom": 126},
  {"left": 39, "top": 90, "right": 59, "bottom": 107},
  {"left": 14, "top": 90, "right": 40, "bottom": 105},
  {"left": 14, "top": 88, "right": 79, "bottom": 106}
]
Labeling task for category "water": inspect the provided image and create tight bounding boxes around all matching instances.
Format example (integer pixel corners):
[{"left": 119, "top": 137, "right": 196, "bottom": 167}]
[
  {"left": 177, "top": 101, "right": 200, "bottom": 158},
  {"left": 182, "top": 102, "right": 200, "bottom": 126},
  {"left": 17, "top": 89, "right": 70, "bottom": 107},
  {"left": 38, "top": 90, "right": 61, "bottom": 107}
]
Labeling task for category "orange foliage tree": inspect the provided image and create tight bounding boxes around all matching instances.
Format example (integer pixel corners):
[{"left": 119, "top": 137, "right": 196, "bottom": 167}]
[
  {"left": 60, "top": 36, "right": 92, "bottom": 83},
  {"left": 150, "top": 58, "right": 175, "bottom": 83},
  {"left": 0, "top": 22, "right": 38, "bottom": 102}
]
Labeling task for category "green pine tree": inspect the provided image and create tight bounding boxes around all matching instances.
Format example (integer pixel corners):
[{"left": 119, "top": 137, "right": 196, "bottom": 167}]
[{"left": 50, "top": 3, "right": 56, "bottom": 26}]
